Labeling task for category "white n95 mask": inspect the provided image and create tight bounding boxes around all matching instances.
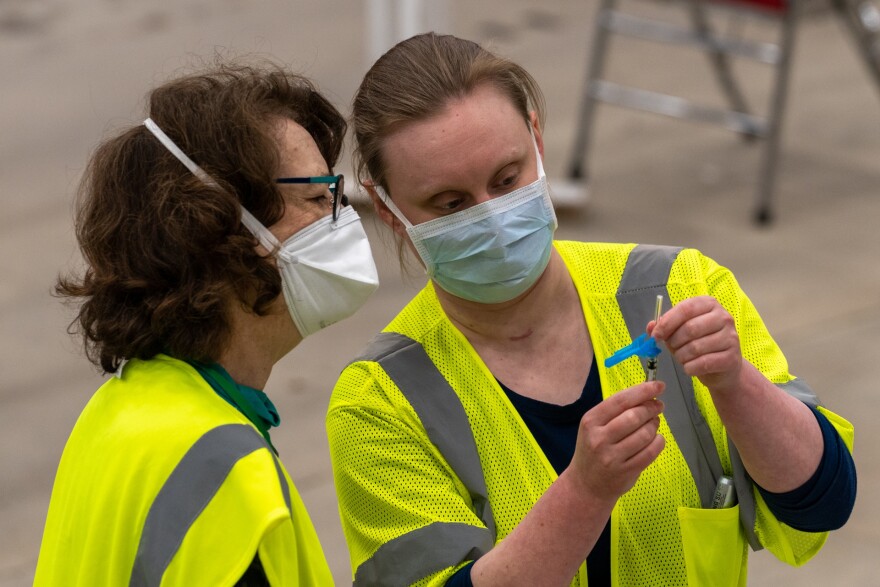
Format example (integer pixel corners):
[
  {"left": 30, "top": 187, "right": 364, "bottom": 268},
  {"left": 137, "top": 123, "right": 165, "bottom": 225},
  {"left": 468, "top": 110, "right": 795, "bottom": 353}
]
[
  {"left": 143, "top": 117, "right": 379, "bottom": 338},
  {"left": 378, "top": 136, "right": 557, "bottom": 304},
  {"left": 239, "top": 205, "right": 379, "bottom": 337}
]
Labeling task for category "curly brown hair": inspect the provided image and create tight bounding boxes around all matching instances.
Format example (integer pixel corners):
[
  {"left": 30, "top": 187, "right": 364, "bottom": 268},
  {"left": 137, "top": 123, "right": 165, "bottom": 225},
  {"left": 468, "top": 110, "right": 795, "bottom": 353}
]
[{"left": 57, "top": 61, "right": 347, "bottom": 373}]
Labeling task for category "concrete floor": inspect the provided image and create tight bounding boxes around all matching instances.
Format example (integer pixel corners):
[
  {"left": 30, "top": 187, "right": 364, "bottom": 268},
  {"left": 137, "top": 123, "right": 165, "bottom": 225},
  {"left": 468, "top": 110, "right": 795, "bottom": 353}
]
[{"left": 1, "top": 0, "right": 878, "bottom": 584}]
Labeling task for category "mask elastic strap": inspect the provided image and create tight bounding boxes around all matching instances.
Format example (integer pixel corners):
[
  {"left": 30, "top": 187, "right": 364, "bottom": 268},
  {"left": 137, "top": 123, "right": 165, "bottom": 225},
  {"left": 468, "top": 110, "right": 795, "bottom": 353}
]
[
  {"left": 238, "top": 207, "right": 282, "bottom": 253},
  {"left": 532, "top": 129, "right": 546, "bottom": 180},
  {"left": 143, "top": 118, "right": 217, "bottom": 187},
  {"left": 374, "top": 185, "right": 414, "bottom": 229},
  {"left": 142, "top": 118, "right": 281, "bottom": 252},
  {"left": 375, "top": 126, "right": 546, "bottom": 228}
]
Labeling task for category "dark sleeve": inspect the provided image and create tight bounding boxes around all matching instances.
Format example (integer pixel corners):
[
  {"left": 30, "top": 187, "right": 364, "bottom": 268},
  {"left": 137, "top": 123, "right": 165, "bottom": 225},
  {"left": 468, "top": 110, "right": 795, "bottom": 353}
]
[
  {"left": 234, "top": 554, "right": 270, "bottom": 587},
  {"left": 757, "top": 405, "right": 856, "bottom": 532},
  {"left": 445, "top": 561, "right": 476, "bottom": 587}
]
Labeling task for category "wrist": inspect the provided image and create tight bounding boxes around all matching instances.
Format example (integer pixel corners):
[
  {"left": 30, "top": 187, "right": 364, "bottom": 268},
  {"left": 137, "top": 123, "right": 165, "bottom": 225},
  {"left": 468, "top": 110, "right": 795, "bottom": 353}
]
[
  {"left": 557, "top": 467, "right": 618, "bottom": 516},
  {"left": 701, "top": 357, "right": 747, "bottom": 398}
]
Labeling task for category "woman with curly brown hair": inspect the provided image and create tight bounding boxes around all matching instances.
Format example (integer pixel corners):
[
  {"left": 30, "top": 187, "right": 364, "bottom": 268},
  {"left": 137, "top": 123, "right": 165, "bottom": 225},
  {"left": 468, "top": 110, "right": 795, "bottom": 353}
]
[{"left": 34, "top": 61, "right": 378, "bottom": 586}]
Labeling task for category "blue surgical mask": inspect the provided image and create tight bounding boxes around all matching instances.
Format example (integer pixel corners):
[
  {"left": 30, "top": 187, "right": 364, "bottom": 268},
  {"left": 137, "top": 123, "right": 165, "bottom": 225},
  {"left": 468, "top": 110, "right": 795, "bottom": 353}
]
[{"left": 378, "top": 137, "right": 557, "bottom": 304}]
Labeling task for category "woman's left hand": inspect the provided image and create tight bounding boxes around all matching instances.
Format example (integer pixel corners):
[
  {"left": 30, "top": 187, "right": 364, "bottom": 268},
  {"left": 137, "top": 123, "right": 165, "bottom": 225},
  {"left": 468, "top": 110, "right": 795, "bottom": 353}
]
[{"left": 650, "top": 296, "right": 743, "bottom": 395}]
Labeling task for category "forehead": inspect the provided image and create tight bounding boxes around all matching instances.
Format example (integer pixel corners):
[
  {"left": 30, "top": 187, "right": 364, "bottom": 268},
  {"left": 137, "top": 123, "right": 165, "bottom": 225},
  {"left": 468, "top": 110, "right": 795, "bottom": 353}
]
[
  {"left": 275, "top": 117, "right": 329, "bottom": 177},
  {"left": 381, "top": 84, "right": 531, "bottom": 188}
]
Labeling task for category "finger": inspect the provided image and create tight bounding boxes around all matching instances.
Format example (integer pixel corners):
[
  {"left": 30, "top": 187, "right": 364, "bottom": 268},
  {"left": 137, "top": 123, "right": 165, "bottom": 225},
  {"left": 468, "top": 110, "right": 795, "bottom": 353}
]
[
  {"left": 653, "top": 297, "right": 717, "bottom": 341},
  {"left": 622, "top": 431, "right": 666, "bottom": 471},
  {"left": 666, "top": 308, "right": 736, "bottom": 352},
  {"left": 680, "top": 350, "right": 741, "bottom": 379},
  {"left": 604, "top": 399, "right": 664, "bottom": 445},
  {"left": 592, "top": 382, "right": 665, "bottom": 426},
  {"left": 670, "top": 328, "right": 738, "bottom": 366},
  {"left": 609, "top": 413, "right": 660, "bottom": 460}
]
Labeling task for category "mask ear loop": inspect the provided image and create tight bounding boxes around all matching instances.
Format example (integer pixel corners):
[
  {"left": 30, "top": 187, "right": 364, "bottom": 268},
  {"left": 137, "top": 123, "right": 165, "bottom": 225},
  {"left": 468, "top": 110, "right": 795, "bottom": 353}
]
[
  {"left": 531, "top": 127, "right": 547, "bottom": 181},
  {"left": 373, "top": 184, "right": 413, "bottom": 229},
  {"left": 530, "top": 127, "right": 558, "bottom": 231},
  {"left": 142, "top": 118, "right": 281, "bottom": 253}
]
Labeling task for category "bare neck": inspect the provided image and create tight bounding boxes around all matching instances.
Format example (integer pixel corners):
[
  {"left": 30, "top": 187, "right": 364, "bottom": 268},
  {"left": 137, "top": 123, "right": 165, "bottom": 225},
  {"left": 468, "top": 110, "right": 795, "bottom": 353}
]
[
  {"left": 438, "top": 250, "right": 593, "bottom": 404},
  {"left": 437, "top": 251, "right": 576, "bottom": 345},
  {"left": 217, "top": 299, "right": 302, "bottom": 390}
]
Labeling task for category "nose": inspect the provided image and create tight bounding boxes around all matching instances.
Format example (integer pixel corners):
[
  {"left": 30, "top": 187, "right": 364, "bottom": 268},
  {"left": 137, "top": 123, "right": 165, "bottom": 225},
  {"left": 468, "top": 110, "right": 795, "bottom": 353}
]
[{"left": 472, "top": 191, "right": 495, "bottom": 206}]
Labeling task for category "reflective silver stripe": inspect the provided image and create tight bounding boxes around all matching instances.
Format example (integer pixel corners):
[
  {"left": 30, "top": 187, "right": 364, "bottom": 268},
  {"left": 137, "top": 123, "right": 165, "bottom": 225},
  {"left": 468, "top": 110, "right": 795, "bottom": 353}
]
[
  {"left": 617, "top": 245, "right": 723, "bottom": 506},
  {"left": 778, "top": 378, "right": 820, "bottom": 407},
  {"left": 354, "top": 522, "right": 493, "bottom": 587},
  {"left": 617, "top": 244, "right": 760, "bottom": 549},
  {"left": 727, "top": 438, "right": 758, "bottom": 548},
  {"left": 269, "top": 447, "right": 293, "bottom": 513},
  {"left": 356, "top": 332, "right": 496, "bottom": 537},
  {"left": 352, "top": 332, "right": 496, "bottom": 583},
  {"left": 129, "top": 423, "right": 283, "bottom": 587}
]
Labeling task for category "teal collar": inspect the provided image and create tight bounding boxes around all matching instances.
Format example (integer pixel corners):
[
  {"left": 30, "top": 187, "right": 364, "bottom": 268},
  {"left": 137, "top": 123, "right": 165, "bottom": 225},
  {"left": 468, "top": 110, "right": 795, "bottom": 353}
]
[{"left": 188, "top": 361, "right": 280, "bottom": 454}]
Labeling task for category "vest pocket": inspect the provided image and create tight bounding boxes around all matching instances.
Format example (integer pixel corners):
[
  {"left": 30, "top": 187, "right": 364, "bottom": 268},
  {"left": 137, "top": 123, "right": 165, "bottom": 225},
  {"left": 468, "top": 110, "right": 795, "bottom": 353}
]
[{"left": 677, "top": 505, "right": 747, "bottom": 587}]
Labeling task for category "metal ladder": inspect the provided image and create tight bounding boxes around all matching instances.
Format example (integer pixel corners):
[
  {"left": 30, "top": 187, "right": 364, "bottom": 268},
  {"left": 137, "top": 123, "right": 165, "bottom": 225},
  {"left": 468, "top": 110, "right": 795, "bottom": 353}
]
[{"left": 567, "top": 0, "right": 880, "bottom": 224}]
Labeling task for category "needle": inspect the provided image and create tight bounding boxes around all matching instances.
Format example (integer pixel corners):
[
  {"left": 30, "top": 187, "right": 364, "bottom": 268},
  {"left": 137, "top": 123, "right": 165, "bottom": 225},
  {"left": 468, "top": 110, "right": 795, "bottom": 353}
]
[{"left": 646, "top": 294, "right": 663, "bottom": 381}]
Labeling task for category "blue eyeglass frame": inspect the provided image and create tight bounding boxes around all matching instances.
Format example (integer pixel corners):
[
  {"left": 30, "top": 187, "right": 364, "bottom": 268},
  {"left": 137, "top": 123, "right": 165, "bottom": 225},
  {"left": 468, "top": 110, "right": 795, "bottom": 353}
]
[{"left": 275, "top": 174, "right": 347, "bottom": 221}]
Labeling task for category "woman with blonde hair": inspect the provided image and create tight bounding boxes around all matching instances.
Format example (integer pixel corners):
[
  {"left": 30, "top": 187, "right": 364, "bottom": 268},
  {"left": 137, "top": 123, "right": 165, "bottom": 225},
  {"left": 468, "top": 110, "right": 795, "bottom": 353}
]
[{"left": 327, "top": 33, "right": 855, "bottom": 587}]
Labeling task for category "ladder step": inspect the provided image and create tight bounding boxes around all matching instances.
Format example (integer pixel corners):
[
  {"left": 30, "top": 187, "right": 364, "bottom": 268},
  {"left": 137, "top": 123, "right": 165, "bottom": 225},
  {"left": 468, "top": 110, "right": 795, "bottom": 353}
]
[
  {"left": 600, "top": 9, "right": 781, "bottom": 64},
  {"left": 590, "top": 80, "right": 769, "bottom": 136}
]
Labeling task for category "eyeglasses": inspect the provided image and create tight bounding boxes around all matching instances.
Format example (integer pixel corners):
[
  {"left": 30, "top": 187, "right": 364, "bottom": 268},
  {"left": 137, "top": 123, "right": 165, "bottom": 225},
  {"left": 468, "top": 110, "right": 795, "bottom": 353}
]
[{"left": 275, "top": 174, "right": 347, "bottom": 221}]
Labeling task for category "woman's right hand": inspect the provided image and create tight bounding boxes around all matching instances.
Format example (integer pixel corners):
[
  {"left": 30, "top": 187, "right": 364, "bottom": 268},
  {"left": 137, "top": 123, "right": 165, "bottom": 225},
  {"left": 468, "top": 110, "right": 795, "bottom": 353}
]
[
  {"left": 470, "top": 383, "right": 665, "bottom": 586},
  {"left": 571, "top": 381, "right": 666, "bottom": 502}
]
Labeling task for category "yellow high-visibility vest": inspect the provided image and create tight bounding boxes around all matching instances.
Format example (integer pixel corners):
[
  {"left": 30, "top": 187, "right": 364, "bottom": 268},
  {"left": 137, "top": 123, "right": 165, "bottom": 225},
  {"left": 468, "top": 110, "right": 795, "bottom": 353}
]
[
  {"left": 327, "top": 241, "right": 854, "bottom": 587},
  {"left": 36, "top": 354, "right": 333, "bottom": 586}
]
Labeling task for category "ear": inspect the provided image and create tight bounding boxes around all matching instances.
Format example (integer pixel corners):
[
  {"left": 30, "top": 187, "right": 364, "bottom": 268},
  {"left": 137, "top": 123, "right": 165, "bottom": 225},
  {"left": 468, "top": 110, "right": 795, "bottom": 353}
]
[
  {"left": 363, "top": 180, "right": 408, "bottom": 238},
  {"left": 529, "top": 111, "right": 545, "bottom": 159}
]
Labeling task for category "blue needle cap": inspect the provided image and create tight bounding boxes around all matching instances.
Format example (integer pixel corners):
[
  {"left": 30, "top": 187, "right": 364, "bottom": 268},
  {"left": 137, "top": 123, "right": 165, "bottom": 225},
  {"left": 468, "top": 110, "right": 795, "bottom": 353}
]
[{"left": 604, "top": 333, "right": 662, "bottom": 368}]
